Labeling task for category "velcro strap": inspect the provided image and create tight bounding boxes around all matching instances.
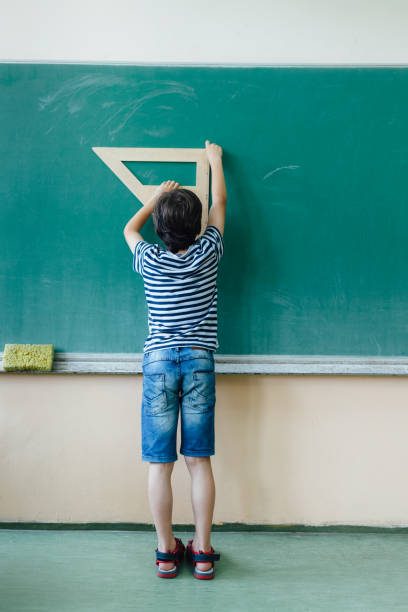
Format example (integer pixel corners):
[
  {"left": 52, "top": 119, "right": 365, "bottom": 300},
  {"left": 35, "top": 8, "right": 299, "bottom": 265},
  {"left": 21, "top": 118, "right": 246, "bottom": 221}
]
[
  {"left": 156, "top": 551, "right": 177, "bottom": 561},
  {"left": 192, "top": 552, "right": 220, "bottom": 562}
]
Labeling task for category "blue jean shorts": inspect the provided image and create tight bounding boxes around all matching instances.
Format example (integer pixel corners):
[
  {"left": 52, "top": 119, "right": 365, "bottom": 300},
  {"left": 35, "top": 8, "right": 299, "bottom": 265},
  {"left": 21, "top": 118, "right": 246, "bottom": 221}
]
[{"left": 141, "top": 346, "right": 216, "bottom": 462}]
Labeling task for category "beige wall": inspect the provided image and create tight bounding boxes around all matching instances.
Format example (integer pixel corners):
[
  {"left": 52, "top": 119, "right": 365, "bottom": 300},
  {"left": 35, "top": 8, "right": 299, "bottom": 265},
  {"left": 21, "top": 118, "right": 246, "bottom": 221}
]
[{"left": 1, "top": 373, "right": 407, "bottom": 526}]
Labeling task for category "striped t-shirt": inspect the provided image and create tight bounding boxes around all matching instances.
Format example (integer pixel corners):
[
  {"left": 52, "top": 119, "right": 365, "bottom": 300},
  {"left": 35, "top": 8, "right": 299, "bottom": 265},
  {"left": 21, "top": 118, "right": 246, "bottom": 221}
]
[{"left": 132, "top": 225, "right": 224, "bottom": 354}]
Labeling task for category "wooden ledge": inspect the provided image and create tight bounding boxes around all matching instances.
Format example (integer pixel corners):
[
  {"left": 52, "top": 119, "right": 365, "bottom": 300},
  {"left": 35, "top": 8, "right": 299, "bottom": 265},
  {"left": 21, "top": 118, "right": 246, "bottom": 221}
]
[{"left": 2, "top": 353, "right": 408, "bottom": 375}]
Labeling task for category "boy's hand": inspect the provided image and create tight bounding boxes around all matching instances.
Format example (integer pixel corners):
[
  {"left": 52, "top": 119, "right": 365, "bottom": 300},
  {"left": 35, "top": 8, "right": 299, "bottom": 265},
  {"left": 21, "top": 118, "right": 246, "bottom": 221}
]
[
  {"left": 205, "top": 140, "right": 223, "bottom": 166},
  {"left": 153, "top": 180, "right": 180, "bottom": 198}
]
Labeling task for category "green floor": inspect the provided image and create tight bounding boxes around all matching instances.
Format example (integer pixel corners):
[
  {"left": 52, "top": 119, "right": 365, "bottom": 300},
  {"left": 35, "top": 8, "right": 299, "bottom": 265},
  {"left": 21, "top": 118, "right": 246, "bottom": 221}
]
[{"left": 1, "top": 529, "right": 407, "bottom": 611}]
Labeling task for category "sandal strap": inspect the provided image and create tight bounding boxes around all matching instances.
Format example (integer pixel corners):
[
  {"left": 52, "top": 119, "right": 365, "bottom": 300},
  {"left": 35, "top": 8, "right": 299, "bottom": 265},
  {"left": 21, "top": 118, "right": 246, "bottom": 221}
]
[
  {"left": 191, "top": 551, "right": 220, "bottom": 562},
  {"left": 155, "top": 538, "right": 185, "bottom": 563},
  {"left": 186, "top": 541, "right": 221, "bottom": 563},
  {"left": 156, "top": 551, "right": 179, "bottom": 562}
]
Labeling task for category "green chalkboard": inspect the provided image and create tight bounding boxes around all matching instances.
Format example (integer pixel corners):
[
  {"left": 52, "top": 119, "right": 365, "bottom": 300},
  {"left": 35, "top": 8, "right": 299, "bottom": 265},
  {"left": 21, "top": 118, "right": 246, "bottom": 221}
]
[{"left": 1, "top": 63, "right": 408, "bottom": 356}]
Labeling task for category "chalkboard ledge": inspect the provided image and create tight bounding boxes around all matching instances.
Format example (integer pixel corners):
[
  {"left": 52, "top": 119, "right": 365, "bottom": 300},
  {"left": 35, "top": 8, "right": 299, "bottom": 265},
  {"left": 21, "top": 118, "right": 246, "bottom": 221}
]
[{"left": 2, "top": 353, "right": 408, "bottom": 375}]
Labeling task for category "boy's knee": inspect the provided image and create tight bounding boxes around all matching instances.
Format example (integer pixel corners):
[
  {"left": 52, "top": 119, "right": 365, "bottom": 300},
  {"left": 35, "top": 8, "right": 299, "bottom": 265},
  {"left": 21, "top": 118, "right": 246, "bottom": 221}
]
[
  {"left": 149, "top": 460, "right": 175, "bottom": 470},
  {"left": 184, "top": 455, "right": 210, "bottom": 466}
]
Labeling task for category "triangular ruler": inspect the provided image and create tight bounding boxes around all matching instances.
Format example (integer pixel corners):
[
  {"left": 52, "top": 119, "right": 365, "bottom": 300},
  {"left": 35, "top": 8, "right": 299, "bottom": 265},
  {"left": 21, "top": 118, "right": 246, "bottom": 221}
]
[{"left": 92, "top": 147, "right": 210, "bottom": 234}]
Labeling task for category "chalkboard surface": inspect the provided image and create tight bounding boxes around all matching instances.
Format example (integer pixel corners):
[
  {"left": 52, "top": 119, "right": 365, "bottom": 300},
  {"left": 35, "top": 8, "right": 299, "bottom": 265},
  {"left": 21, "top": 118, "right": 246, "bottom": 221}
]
[{"left": 1, "top": 63, "right": 408, "bottom": 356}]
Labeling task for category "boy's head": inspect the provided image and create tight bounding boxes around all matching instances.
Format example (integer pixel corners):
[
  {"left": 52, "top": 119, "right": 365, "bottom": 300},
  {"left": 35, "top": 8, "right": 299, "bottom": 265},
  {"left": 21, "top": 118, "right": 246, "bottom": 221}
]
[{"left": 152, "top": 188, "right": 202, "bottom": 254}]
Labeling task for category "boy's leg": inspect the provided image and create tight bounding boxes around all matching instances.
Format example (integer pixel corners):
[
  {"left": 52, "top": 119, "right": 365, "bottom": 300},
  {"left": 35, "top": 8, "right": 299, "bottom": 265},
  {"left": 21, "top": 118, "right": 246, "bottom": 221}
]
[
  {"left": 179, "top": 347, "right": 217, "bottom": 572},
  {"left": 141, "top": 349, "right": 180, "bottom": 571},
  {"left": 148, "top": 461, "right": 178, "bottom": 570},
  {"left": 184, "top": 455, "right": 215, "bottom": 571}
]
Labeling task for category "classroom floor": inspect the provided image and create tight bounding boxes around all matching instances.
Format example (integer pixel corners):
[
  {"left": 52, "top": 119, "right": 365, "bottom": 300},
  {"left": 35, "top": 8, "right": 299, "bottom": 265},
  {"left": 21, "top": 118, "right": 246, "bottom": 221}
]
[{"left": 1, "top": 529, "right": 407, "bottom": 612}]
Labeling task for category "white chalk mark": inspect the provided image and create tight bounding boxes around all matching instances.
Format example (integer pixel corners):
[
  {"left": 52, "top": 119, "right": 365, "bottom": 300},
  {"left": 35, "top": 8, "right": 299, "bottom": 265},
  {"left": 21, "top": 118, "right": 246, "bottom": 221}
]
[
  {"left": 38, "top": 75, "right": 197, "bottom": 141},
  {"left": 144, "top": 126, "right": 174, "bottom": 138},
  {"left": 100, "top": 81, "right": 197, "bottom": 138},
  {"left": 263, "top": 165, "right": 300, "bottom": 180}
]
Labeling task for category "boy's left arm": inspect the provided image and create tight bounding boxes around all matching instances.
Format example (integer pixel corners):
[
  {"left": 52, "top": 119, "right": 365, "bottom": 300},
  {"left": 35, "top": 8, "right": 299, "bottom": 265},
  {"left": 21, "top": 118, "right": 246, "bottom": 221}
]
[{"left": 123, "top": 180, "right": 179, "bottom": 253}]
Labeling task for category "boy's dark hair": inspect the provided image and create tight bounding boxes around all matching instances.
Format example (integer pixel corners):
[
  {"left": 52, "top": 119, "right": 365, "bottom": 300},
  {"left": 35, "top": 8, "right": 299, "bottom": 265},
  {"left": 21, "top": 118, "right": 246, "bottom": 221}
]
[{"left": 152, "top": 188, "right": 202, "bottom": 254}]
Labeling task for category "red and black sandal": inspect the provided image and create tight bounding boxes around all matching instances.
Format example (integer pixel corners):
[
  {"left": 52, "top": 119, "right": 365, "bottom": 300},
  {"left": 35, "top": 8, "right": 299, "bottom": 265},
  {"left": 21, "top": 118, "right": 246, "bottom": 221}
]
[
  {"left": 155, "top": 537, "right": 185, "bottom": 578},
  {"left": 186, "top": 539, "right": 221, "bottom": 580}
]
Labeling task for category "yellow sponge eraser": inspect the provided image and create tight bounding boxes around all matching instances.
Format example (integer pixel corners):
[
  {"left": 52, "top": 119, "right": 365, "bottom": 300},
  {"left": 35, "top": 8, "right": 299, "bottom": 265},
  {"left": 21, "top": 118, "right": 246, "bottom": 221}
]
[{"left": 2, "top": 344, "right": 54, "bottom": 371}]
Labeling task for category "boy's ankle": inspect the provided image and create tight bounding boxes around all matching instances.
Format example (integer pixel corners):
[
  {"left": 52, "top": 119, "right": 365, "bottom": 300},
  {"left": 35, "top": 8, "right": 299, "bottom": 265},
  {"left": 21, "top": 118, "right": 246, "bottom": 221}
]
[
  {"left": 192, "top": 539, "right": 212, "bottom": 552},
  {"left": 158, "top": 537, "right": 177, "bottom": 552}
]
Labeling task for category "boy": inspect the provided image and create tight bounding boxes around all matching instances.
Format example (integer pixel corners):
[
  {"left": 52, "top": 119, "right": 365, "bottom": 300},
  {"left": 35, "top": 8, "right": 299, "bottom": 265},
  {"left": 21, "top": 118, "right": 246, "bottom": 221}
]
[{"left": 123, "top": 140, "right": 226, "bottom": 579}]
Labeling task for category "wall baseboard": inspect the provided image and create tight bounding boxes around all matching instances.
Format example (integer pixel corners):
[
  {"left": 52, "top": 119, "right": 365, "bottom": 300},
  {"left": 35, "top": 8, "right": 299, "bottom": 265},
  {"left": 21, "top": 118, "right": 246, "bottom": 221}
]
[{"left": 1, "top": 522, "right": 408, "bottom": 533}]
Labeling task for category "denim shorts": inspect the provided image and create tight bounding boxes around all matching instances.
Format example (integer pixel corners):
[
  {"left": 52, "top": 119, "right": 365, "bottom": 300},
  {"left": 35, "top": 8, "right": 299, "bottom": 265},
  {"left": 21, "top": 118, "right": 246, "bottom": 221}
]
[{"left": 141, "top": 346, "right": 216, "bottom": 462}]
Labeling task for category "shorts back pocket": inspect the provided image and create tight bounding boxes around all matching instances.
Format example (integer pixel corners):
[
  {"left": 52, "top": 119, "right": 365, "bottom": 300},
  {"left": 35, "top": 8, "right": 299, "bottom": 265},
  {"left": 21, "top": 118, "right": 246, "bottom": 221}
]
[
  {"left": 143, "top": 373, "right": 168, "bottom": 415},
  {"left": 191, "top": 370, "right": 216, "bottom": 412}
]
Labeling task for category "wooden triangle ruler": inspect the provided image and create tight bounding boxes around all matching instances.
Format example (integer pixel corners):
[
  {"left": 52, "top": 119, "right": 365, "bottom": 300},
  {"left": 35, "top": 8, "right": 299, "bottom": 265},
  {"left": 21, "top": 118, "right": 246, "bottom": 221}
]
[{"left": 92, "top": 147, "right": 210, "bottom": 234}]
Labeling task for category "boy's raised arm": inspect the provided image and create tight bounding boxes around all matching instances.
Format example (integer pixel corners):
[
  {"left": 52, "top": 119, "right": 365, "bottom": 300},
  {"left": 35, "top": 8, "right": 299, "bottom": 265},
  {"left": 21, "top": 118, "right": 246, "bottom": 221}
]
[
  {"left": 206, "top": 140, "right": 226, "bottom": 237},
  {"left": 123, "top": 180, "right": 179, "bottom": 253}
]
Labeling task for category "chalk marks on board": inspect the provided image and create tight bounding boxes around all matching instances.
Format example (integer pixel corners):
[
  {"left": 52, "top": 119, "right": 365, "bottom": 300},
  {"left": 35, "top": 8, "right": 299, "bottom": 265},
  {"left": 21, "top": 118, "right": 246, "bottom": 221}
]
[
  {"left": 143, "top": 126, "right": 175, "bottom": 138},
  {"left": 38, "top": 74, "right": 197, "bottom": 142},
  {"left": 38, "top": 74, "right": 127, "bottom": 111},
  {"left": 262, "top": 165, "right": 300, "bottom": 180}
]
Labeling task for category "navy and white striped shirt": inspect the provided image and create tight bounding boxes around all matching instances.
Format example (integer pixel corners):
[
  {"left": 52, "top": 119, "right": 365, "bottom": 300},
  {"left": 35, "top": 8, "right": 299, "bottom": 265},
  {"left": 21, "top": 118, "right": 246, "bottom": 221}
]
[{"left": 133, "top": 225, "right": 224, "bottom": 354}]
